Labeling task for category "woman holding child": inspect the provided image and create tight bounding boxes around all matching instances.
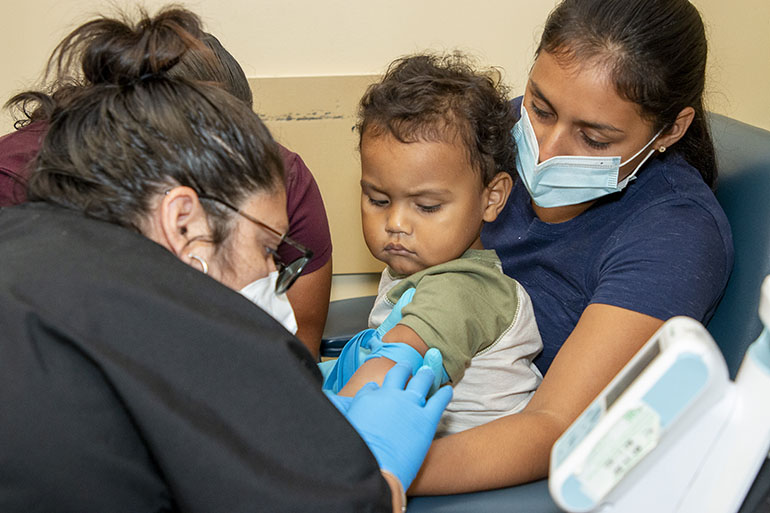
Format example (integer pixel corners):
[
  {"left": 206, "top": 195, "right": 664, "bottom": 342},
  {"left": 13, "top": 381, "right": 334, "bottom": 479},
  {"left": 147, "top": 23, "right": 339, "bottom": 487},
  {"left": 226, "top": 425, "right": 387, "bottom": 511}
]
[{"left": 409, "top": 0, "right": 733, "bottom": 494}]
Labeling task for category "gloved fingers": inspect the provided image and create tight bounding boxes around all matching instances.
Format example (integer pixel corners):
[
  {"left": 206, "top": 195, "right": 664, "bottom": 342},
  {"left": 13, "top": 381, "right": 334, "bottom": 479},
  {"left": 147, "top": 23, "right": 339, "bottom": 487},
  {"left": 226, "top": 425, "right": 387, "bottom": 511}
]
[
  {"left": 424, "top": 384, "right": 453, "bottom": 419},
  {"left": 392, "top": 287, "right": 416, "bottom": 314},
  {"left": 381, "top": 362, "right": 412, "bottom": 390},
  {"left": 423, "top": 347, "right": 442, "bottom": 368},
  {"left": 376, "top": 287, "right": 416, "bottom": 336},
  {"left": 366, "top": 333, "right": 384, "bottom": 352},
  {"left": 323, "top": 390, "right": 353, "bottom": 414},
  {"left": 405, "top": 365, "right": 435, "bottom": 400},
  {"left": 354, "top": 381, "right": 380, "bottom": 398},
  {"left": 423, "top": 347, "right": 446, "bottom": 395}
]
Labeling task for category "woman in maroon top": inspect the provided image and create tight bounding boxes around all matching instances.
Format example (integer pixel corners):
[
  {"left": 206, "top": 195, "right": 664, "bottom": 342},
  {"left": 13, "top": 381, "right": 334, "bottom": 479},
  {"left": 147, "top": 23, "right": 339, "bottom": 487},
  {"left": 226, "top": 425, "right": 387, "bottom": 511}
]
[{"left": 1, "top": 32, "right": 332, "bottom": 358}]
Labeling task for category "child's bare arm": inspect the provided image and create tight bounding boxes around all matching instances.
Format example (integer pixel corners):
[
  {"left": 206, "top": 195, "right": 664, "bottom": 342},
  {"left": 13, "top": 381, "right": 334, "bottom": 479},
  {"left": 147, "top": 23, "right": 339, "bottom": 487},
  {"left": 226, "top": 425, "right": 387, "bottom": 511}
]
[{"left": 338, "top": 325, "right": 429, "bottom": 397}]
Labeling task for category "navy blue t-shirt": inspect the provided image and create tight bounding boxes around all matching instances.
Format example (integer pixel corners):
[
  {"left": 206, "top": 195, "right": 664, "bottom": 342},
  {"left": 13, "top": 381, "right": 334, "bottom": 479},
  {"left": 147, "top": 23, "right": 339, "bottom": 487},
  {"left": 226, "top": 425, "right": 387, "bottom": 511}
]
[{"left": 482, "top": 101, "right": 733, "bottom": 374}]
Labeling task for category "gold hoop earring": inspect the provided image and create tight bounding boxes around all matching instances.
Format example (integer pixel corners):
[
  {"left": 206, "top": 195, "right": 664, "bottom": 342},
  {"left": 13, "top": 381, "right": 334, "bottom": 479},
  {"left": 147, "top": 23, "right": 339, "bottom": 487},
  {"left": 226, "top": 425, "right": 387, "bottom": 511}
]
[
  {"left": 188, "top": 254, "right": 208, "bottom": 275},
  {"left": 658, "top": 146, "right": 667, "bottom": 153}
]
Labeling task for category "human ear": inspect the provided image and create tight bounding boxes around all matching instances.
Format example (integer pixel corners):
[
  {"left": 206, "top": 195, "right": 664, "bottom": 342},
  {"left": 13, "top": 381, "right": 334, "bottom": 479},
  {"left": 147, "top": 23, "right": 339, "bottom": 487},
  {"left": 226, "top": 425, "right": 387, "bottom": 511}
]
[
  {"left": 482, "top": 172, "right": 514, "bottom": 223},
  {"left": 655, "top": 106, "right": 695, "bottom": 151},
  {"left": 158, "top": 187, "right": 212, "bottom": 266}
]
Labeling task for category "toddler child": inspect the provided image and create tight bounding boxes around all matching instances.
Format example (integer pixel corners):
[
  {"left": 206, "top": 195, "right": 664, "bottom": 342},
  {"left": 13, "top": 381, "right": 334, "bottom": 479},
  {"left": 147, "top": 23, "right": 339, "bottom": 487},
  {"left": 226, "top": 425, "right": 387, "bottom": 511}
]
[{"left": 325, "top": 54, "right": 542, "bottom": 436}]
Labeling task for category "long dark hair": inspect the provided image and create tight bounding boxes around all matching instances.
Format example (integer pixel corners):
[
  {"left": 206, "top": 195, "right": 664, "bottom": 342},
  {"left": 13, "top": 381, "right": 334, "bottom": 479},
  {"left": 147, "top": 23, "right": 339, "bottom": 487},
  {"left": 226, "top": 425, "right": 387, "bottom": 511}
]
[
  {"left": 14, "top": 7, "right": 283, "bottom": 242},
  {"left": 538, "top": 0, "right": 716, "bottom": 188}
]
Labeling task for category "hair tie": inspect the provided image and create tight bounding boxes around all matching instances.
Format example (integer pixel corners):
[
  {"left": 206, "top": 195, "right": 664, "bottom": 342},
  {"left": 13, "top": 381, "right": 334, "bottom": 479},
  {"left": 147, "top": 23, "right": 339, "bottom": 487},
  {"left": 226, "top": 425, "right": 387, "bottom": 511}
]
[
  {"left": 188, "top": 254, "right": 208, "bottom": 274},
  {"left": 124, "top": 72, "right": 162, "bottom": 87},
  {"left": 159, "top": 56, "right": 181, "bottom": 73},
  {"left": 134, "top": 56, "right": 180, "bottom": 85},
  {"left": 139, "top": 72, "right": 158, "bottom": 82}
]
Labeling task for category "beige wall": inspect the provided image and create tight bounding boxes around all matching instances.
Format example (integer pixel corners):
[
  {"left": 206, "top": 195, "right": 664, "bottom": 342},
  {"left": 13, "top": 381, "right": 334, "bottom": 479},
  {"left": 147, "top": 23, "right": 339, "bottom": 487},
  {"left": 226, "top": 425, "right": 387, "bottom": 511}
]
[
  {"left": 0, "top": 0, "right": 556, "bottom": 129},
  {"left": 3, "top": 1, "right": 767, "bottom": 129},
  {"left": 693, "top": 0, "right": 770, "bottom": 131},
  {"left": 1, "top": 0, "right": 768, "bottom": 298}
]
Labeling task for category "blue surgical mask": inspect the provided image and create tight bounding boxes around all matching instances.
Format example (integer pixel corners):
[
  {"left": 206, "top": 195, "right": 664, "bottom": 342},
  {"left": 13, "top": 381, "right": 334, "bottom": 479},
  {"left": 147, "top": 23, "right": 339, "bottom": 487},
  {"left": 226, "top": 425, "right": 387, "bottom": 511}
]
[{"left": 514, "top": 105, "right": 663, "bottom": 208}]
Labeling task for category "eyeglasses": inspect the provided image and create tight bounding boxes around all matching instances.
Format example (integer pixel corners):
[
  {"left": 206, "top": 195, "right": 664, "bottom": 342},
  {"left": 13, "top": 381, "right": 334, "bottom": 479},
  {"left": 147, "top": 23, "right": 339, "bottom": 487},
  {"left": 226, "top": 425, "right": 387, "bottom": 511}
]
[{"left": 198, "top": 194, "right": 313, "bottom": 294}]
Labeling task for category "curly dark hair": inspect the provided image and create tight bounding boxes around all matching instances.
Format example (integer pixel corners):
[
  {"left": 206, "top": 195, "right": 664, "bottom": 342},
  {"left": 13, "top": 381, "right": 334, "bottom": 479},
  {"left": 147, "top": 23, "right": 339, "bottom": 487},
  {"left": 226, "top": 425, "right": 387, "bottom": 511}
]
[{"left": 357, "top": 53, "right": 516, "bottom": 185}]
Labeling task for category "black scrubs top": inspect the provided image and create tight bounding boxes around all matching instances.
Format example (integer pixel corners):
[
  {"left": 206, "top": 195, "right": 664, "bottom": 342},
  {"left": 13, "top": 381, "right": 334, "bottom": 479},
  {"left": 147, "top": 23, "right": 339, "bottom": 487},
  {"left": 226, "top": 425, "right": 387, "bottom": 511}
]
[{"left": 0, "top": 203, "right": 389, "bottom": 513}]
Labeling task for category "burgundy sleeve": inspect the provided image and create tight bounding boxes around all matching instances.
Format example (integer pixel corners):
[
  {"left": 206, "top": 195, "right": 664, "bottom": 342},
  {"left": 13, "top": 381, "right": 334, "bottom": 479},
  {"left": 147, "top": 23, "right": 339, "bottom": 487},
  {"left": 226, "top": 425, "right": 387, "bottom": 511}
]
[
  {"left": 0, "top": 123, "right": 47, "bottom": 206},
  {"left": 277, "top": 144, "right": 333, "bottom": 275}
]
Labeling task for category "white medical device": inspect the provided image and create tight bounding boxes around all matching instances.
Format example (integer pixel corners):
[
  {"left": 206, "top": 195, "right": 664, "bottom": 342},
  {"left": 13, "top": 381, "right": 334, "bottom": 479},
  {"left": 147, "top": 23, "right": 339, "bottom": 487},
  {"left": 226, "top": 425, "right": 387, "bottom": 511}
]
[{"left": 549, "top": 276, "right": 770, "bottom": 513}]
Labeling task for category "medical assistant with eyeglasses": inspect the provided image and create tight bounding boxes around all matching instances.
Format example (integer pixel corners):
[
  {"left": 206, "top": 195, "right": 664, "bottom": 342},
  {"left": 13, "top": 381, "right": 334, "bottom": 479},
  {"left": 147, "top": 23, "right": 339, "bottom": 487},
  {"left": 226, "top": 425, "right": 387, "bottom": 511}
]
[{"left": 0, "top": 8, "right": 452, "bottom": 513}]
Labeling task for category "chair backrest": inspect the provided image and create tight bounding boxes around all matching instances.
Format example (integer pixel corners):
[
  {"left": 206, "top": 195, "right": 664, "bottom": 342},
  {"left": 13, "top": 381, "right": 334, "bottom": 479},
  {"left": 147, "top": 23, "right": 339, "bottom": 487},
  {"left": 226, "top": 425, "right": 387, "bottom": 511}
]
[
  {"left": 707, "top": 114, "right": 770, "bottom": 377},
  {"left": 320, "top": 295, "right": 376, "bottom": 357}
]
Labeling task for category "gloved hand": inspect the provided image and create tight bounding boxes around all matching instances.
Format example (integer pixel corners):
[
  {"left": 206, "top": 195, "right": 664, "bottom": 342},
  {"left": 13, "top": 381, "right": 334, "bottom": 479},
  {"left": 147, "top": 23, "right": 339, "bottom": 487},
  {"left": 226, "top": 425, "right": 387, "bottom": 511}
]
[
  {"left": 344, "top": 363, "right": 453, "bottom": 491},
  {"left": 423, "top": 347, "right": 447, "bottom": 396},
  {"left": 375, "top": 287, "right": 416, "bottom": 337},
  {"left": 323, "top": 390, "right": 353, "bottom": 414},
  {"left": 321, "top": 286, "right": 450, "bottom": 396},
  {"left": 375, "top": 287, "right": 450, "bottom": 397}
]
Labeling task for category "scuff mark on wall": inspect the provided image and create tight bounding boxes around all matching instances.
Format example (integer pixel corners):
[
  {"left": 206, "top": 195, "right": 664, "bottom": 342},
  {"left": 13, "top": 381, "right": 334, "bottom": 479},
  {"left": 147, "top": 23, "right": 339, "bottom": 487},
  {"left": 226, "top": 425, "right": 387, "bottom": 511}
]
[{"left": 258, "top": 111, "right": 345, "bottom": 122}]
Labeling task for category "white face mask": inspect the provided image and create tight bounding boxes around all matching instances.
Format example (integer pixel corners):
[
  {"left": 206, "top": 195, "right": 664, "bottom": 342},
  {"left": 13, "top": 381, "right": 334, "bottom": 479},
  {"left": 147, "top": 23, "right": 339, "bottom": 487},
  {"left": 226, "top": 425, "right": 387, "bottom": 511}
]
[{"left": 239, "top": 270, "right": 298, "bottom": 334}]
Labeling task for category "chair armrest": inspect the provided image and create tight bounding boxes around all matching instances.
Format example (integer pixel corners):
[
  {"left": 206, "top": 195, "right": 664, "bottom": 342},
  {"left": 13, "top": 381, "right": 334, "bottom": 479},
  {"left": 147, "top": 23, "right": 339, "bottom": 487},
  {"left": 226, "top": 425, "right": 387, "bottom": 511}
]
[
  {"left": 320, "top": 295, "right": 376, "bottom": 357},
  {"left": 407, "top": 479, "right": 559, "bottom": 512}
]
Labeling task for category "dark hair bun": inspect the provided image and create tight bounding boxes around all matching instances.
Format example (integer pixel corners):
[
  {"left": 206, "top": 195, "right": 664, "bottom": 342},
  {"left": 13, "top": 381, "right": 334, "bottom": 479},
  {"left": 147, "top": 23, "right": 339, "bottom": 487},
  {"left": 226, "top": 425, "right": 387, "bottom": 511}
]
[
  {"left": 54, "top": 7, "right": 207, "bottom": 86},
  {"left": 24, "top": 7, "right": 284, "bottom": 237}
]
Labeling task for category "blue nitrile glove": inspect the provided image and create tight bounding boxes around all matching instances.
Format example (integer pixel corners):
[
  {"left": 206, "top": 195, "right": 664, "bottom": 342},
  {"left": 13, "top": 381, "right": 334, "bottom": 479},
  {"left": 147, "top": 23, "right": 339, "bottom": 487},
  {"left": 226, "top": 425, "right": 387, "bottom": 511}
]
[
  {"left": 322, "top": 347, "right": 447, "bottom": 414},
  {"left": 321, "top": 329, "right": 424, "bottom": 393},
  {"left": 375, "top": 287, "right": 416, "bottom": 337},
  {"left": 319, "top": 288, "right": 416, "bottom": 391},
  {"left": 378, "top": 288, "right": 449, "bottom": 394},
  {"left": 320, "top": 286, "right": 451, "bottom": 395},
  {"left": 323, "top": 390, "right": 353, "bottom": 415},
  {"left": 317, "top": 359, "right": 337, "bottom": 382},
  {"left": 344, "top": 363, "right": 453, "bottom": 491},
  {"left": 423, "top": 347, "right": 448, "bottom": 396}
]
